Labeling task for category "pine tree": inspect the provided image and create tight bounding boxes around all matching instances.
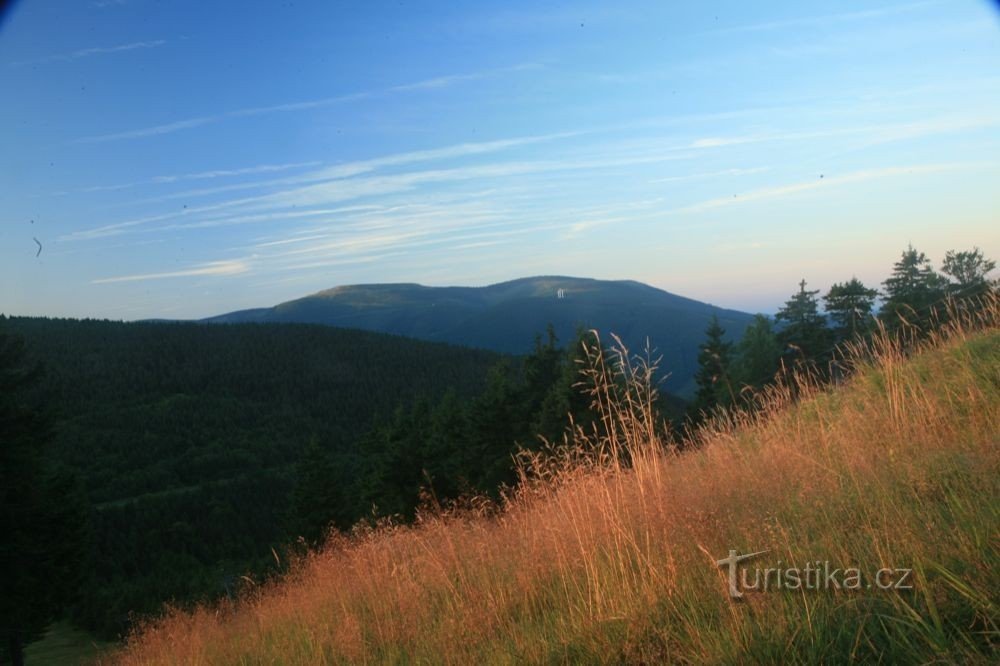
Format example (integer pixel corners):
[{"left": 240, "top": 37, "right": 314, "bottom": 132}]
[
  {"left": 880, "top": 245, "right": 947, "bottom": 331},
  {"left": 532, "top": 329, "right": 598, "bottom": 445},
  {"left": 824, "top": 277, "right": 879, "bottom": 341},
  {"left": 775, "top": 279, "right": 831, "bottom": 363},
  {"left": 688, "top": 316, "right": 734, "bottom": 422},
  {"left": 521, "top": 324, "right": 563, "bottom": 422},
  {"left": 0, "top": 332, "right": 88, "bottom": 666},
  {"left": 732, "top": 314, "right": 782, "bottom": 392}
]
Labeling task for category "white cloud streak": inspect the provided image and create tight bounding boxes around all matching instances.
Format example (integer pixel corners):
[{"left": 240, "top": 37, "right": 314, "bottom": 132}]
[
  {"left": 53, "top": 161, "right": 322, "bottom": 196},
  {"left": 61, "top": 132, "right": 584, "bottom": 239},
  {"left": 10, "top": 40, "right": 167, "bottom": 66},
  {"left": 92, "top": 259, "right": 250, "bottom": 284},
  {"left": 63, "top": 110, "right": 997, "bottom": 244},
  {"left": 650, "top": 167, "right": 768, "bottom": 183},
  {"left": 74, "top": 64, "right": 536, "bottom": 143},
  {"left": 75, "top": 117, "right": 219, "bottom": 143}
]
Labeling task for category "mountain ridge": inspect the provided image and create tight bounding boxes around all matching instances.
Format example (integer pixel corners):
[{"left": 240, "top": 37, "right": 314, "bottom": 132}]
[{"left": 206, "top": 276, "right": 755, "bottom": 393}]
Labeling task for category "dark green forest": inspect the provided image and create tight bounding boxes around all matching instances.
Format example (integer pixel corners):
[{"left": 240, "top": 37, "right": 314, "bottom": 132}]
[{"left": 0, "top": 319, "right": 505, "bottom": 639}]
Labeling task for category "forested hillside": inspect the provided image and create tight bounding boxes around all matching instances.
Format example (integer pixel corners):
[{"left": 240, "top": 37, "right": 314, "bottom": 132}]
[
  {"left": 2, "top": 318, "right": 501, "bottom": 638},
  {"left": 2, "top": 317, "right": 685, "bottom": 643}
]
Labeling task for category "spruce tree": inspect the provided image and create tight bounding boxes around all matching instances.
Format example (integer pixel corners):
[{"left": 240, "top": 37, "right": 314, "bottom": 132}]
[
  {"left": 880, "top": 245, "right": 947, "bottom": 331},
  {"left": 522, "top": 324, "right": 563, "bottom": 423},
  {"left": 775, "top": 279, "right": 831, "bottom": 363},
  {"left": 732, "top": 314, "right": 782, "bottom": 391},
  {"left": 688, "top": 316, "right": 734, "bottom": 422},
  {"left": 823, "top": 277, "right": 879, "bottom": 341},
  {"left": 532, "top": 329, "right": 598, "bottom": 445}
]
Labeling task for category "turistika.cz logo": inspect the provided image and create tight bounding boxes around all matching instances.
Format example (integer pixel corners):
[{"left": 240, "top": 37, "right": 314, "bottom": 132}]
[{"left": 715, "top": 549, "right": 913, "bottom": 599}]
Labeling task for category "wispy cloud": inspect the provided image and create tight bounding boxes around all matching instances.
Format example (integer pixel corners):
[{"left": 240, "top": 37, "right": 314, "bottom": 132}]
[
  {"left": 9, "top": 39, "right": 166, "bottom": 67},
  {"left": 234, "top": 151, "right": 696, "bottom": 213},
  {"left": 54, "top": 161, "right": 322, "bottom": 196},
  {"left": 62, "top": 132, "right": 582, "bottom": 239},
  {"left": 391, "top": 63, "right": 541, "bottom": 91},
  {"left": 74, "top": 64, "right": 537, "bottom": 143},
  {"left": 678, "top": 162, "right": 985, "bottom": 213},
  {"left": 564, "top": 215, "right": 632, "bottom": 238},
  {"left": 63, "top": 110, "right": 998, "bottom": 243},
  {"left": 75, "top": 116, "right": 219, "bottom": 143},
  {"left": 451, "top": 239, "right": 513, "bottom": 251},
  {"left": 149, "top": 162, "right": 323, "bottom": 183},
  {"left": 708, "top": 1, "right": 935, "bottom": 35},
  {"left": 650, "top": 167, "right": 768, "bottom": 183},
  {"left": 92, "top": 259, "right": 250, "bottom": 284},
  {"left": 682, "top": 114, "right": 1000, "bottom": 155}
]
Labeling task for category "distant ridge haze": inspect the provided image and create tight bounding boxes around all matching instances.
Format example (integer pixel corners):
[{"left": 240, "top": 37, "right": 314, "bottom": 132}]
[{"left": 206, "top": 276, "right": 754, "bottom": 394}]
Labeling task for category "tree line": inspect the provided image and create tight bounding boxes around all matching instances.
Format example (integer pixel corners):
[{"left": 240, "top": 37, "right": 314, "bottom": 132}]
[
  {"left": 687, "top": 246, "right": 997, "bottom": 421},
  {"left": 291, "top": 326, "right": 686, "bottom": 544}
]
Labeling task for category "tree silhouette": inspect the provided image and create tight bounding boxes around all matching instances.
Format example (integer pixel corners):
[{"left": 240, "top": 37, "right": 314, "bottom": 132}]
[
  {"left": 732, "top": 314, "right": 782, "bottom": 392},
  {"left": 880, "top": 245, "right": 947, "bottom": 332},
  {"left": 775, "top": 279, "right": 830, "bottom": 365},
  {"left": 688, "top": 316, "right": 734, "bottom": 422},
  {"left": 824, "top": 277, "right": 879, "bottom": 342},
  {"left": 941, "top": 248, "right": 996, "bottom": 296}
]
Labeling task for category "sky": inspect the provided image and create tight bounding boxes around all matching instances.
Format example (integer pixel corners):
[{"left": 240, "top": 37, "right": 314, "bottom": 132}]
[{"left": 1, "top": 0, "right": 999, "bottom": 319}]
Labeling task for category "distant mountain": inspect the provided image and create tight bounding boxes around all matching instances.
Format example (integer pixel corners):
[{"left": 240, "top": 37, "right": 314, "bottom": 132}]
[{"left": 206, "top": 276, "right": 754, "bottom": 394}]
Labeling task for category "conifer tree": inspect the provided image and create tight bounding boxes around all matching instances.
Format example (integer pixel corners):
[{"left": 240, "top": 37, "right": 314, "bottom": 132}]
[
  {"left": 532, "top": 329, "right": 598, "bottom": 445},
  {"left": 688, "top": 316, "right": 734, "bottom": 422},
  {"left": 880, "top": 245, "right": 947, "bottom": 331},
  {"left": 824, "top": 277, "right": 879, "bottom": 341},
  {"left": 732, "top": 314, "right": 782, "bottom": 391},
  {"left": 775, "top": 279, "right": 831, "bottom": 363},
  {"left": 467, "top": 360, "right": 522, "bottom": 491},
  {"left": 522, "top": 325, "right": 563, "bottom": 421}
]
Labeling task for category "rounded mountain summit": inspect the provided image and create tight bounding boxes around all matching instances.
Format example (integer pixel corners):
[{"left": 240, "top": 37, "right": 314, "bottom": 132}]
[{"left": 205, "top": 276, "right": 754, "bottom": 395}]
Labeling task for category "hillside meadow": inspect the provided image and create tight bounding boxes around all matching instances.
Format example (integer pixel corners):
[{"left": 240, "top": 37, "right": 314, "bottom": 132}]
[{"left": 105, "top": 299, "right": 999, "bottom": 665}]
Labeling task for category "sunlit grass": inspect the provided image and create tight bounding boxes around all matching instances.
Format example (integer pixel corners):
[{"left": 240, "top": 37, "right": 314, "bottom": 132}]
[{"left": 108, "top": 297, "right": 1000, "bottom": 665}]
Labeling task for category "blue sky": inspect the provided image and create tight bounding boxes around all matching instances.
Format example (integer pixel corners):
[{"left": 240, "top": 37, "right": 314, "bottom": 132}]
[{"left": 2, "top": 0, "right": 998, "bottom": 319}]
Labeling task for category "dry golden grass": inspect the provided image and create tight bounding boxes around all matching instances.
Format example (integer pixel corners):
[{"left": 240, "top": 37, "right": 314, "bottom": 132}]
[{"left": 109, "top": 296, "right": 1000, "bottom": 665}]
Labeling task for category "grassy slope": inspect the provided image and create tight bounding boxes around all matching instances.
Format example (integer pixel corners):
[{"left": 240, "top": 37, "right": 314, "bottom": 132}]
[
  {"left": 110, "top": 325, "right": 999, "bottom": 665},
  {"left": 23, "top": 622, "right": 110, "bottom": 665}
]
